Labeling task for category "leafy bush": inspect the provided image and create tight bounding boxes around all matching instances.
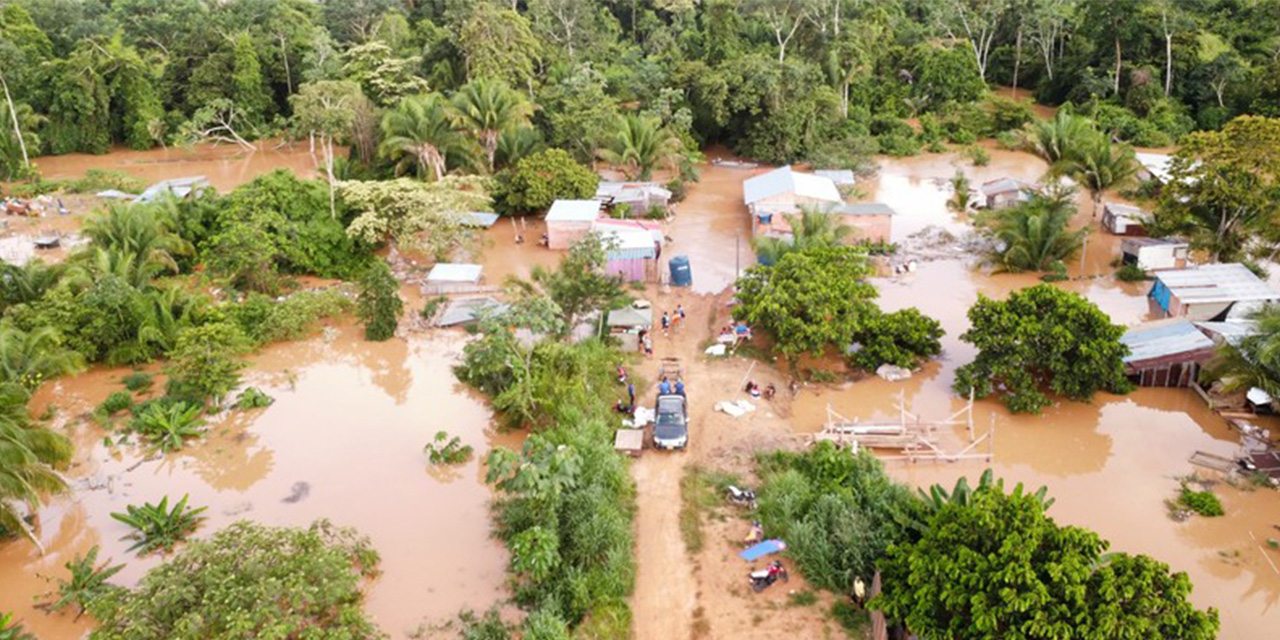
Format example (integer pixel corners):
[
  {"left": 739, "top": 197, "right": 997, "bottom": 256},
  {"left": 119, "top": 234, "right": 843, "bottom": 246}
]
[
  {"left": 0, "top": 613, "right": 36, "bottom": 640},
  {"left": 876, "top": 133, "right": 920, "bottom": 156},
  {"left": 1116, "top": 264, "right": 1150, "bottom": 282},
  {"left": 492, "top": 148, "right": 598, "bottom": 215},
  {"left": 165, "top": 322, "right": 249, "bottom": 404},
  {"left": 1040, "top": 260, "right": 1069, "bottom": 282},
  {"left": 98, "top": 391, "right": 134, "bottom": 416},
  {"left": 356, "top": 262, "right": 402, "bottom": 341},
  {"left": 62, "top": 170, "right": 146, "bottom": 194},
  {"left": 423, "top": 431, "right": 474, "bottom": 465},
  {"left": 88, "top": 520, "right": 381, "bottom": 638},
  {"left": 228, "top": 288, "right": 353, "bottom": 346},
  {"left": 122, "top": 372, "right": 153, "bottom": 392},
  {"left": 234, "top": 387, "right": 274, "bottom": 410},
  {"left": 954, "top": 284, "right": 1133, "bottom": 413},
  {"left": 965, "top": 145, "right": 991, "bottom": 166},
  {"left": 848, "top": 308, "right": 945, "bottom": 371},
  {"left": 755, "top": 444, "right": 924, "bottom": 592},
  {"left": 128, "top": 401, "right": 206, "bottom": 452},
  {"left": 110, "top": 495, "right": 207, "bottom": 555},
  {"left": 1179, "top": 486, "right": 1225, "bottom": 517},
  {"left": 987, "top": 95, "right": 1034, "bottom": 132},
  {"left": 43, "top": 545, "right": 124, "bottom": 617}
]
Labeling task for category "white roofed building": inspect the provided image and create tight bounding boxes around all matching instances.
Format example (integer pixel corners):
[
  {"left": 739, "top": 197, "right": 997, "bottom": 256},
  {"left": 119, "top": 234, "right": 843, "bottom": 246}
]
[
  {"left": 743, "top": 166, "right": 842, "bottom": 238},
  {"left": 1149, "top": 263, "right": 1280, "bottom": 320},
  {"left": 545, "top": 199, "right": 603, "bottom": 249}
]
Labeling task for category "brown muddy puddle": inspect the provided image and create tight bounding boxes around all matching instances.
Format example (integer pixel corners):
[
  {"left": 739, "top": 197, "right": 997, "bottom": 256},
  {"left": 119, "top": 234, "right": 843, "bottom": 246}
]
[
  {"left": 29, "top": 140, "right": 330, "bottom": 193},
  {"left": 0, "top": 325, "right": 512, "bottom": 638}
]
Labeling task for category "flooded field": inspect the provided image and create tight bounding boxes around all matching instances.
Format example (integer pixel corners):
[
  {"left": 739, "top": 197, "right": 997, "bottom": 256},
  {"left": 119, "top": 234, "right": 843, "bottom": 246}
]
[
  {"left": 0, "top": 325, "right": 511, "bottom": 638},
  {"left": 29, "top": 140, "right": 328, "bottom": 193}
]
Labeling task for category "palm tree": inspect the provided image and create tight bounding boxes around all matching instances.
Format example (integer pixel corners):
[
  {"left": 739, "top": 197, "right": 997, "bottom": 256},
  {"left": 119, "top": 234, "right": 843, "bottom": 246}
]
[
  {"left": 984, "top": 191, "right": 1085, "bottom": 273},
  {"left": 0, "top": 387, "right": 71, "bottom": 550},
  {"left": 0, "top": 260, "right": 63, "bottom": 310},
  {"left": 494, "top": 127, "right": 544, "bottom": 170},
  {"left": 0, "top": 326, "right": 84, "bottom": 394},
  {"left": 1019, "top": 110, "right": 1098, "bottom": 169},
  {"left": 81, "top": 202, "right": 191, "bottom": 274},
  {"left": 67, "top": 247, "right": 165, "bottom": 291},
  {"left": 1205, "top": 304, "right": 1280, "bottom": 403},
  {"left": 1064, "top": 138, "right": 1138, "bottom": 217},
  {"left": 379, "top": 93, "right": 475, "bottom": 181},
  {"left": 451, "top": 78, "right": 534, "bottom": 171},
  {"left": 107, "top": 286, "right": 209, "bottom": 365},
  {"left": 598, "top": 115, "right": 683, "bottom": 180},
  {"left": 752, "top": 208, "right": 853, "bottom": 265}
]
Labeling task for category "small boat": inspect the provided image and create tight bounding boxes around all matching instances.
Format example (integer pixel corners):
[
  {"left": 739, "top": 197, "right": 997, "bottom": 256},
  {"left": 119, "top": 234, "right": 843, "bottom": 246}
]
[
  {"left": 711, "top": 158, "right": 760, "bottom": 170},
  {"left": 33, "top": 233, "right": 61, "bottom": 249}
]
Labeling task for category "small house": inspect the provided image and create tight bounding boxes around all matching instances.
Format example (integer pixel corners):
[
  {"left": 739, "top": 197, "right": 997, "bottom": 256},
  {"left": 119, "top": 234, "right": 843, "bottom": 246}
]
[
  {"left": 1101, "top": 202, "right": 1148, "bottom": 236},
  {"left": 1149, "top": 263, "right": 1280, "bottom": 320},
  {"left": 459, "top": 212, "right": 500, "bottom": 228},
  {"left": 606, "top": 302, "right": 654, "bottom": 352},
  {"left": 545, "top": 199, "right": 603, "bottom": 249},
  {"left": 825, "top": 202, "right": 895, "bottom": 243},
  {"left": 743, "top": 166, "right": 842, "bottom": 236},
  {"left": 1135, "top": 152, "right": 1173, "bottom": 184},
  {"left": 814, "top": 169, "right": 856, "bottom": 187},
  {"left": 1120, "top": 320, "right": 1217, "bottom": 387},
  {"left": 593, "top": 220, "right": 662, "bottom": 282},
  {"left": 425, "top": 263, "right": 483, "bottom": 293},
  {"left": 436, "top": 297, "right": 507, "bottom": 327},
  {"left": 979, "top": 178, "right": 1033, "bottom": 209},
  {"left": 1120, "top": 237, "right": 1189, "bottom": 271},
  {"left": 595, "top": 181, "right": 673, "bottom": 216},
  {"left": 133, "top": 176, "right": 210, "bottom": 205}
]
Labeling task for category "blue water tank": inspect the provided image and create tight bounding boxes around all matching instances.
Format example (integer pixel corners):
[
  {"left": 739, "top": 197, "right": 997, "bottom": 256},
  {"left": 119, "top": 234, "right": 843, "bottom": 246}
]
[{"left": 669, "top": 255, "right": 692, "bottom": 287}]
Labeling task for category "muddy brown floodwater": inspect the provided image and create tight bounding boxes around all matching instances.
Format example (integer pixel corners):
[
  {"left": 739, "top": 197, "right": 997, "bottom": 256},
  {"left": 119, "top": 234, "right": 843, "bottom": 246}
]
[
  {"left": 29, "top": 140, "right": 329, "bottom": 193},
  {"left": 0, "top": 324, "right": 513, "bottom": 639}
]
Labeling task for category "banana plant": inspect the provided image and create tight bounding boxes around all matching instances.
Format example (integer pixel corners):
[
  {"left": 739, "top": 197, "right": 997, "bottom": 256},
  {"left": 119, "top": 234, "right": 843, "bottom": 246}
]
[
  {"left": 42, "top": 545, "right": 124, "bottom": 619},
  {"left": 129, "top": 402, "right": 205, "bottom": 452},
  {"left": 110, "top": 494, "right": 206, "bottom": 555}
]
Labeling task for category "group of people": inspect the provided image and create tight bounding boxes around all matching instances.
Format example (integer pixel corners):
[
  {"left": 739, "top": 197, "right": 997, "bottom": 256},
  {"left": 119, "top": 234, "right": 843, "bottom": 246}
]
[
  {"left": 743, "top": 380, "right": 775, "bottom": 399},
  {"left": 660, "top": 305, "right": 686, "bottom": 337},
  {"left": 658, "top": 376, "right": 686, "bottom": 396}
]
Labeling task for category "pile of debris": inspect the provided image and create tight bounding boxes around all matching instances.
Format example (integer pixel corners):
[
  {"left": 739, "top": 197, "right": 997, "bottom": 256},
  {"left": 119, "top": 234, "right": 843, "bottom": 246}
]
[{"left": 892, "top": 225, "right": 993, "bottom": 265}]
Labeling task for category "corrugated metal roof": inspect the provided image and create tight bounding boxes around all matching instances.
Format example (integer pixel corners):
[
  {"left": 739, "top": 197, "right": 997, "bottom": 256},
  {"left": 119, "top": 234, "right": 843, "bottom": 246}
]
[
  {"left": 1195, "top": 320, "right": 1257, "bottom": 346},
  {"left": 607, "top": 306, "right": 653, "bottom": 327},
  {"left": 814, "top": 169, "right": 856, "bottom": 185},
  {"left": 743, "top": 166, "right": 841, "bottom": 205},
  {"left": 426, "top": 263, "right": 483, "bottom": 283},
  {"left": 593, "top": 224, "right": 657, "bottom": 258},
  {"left": 1154, "top": 264, "right": 1280, "bottom": 305},
  {"left": 460, "top": 212, "right": 500, "bottom": 228},
  {"left": 826, "top": 202, "right": 897, "bottom": 216},
  {"left": 1135, "top": 153, "right": 1173, "bottom": 182},
  {"left": 546, "top": 199, "right": 602, "bottom": 222},
  {"left": 134, "top": 176, "right": 209, "bottom": 204},
  {"left": 980, "top": 177, "right": 1031, "bottom": 197},
  {"left": 438, "top": 297, "right": 506, "bottom": 326},
  {"left": 1120, "top": 320, "right": 1214, "bottom": 364},
  {"left": 1104, "top": 202, "right": 1145, "bottom": 217}
]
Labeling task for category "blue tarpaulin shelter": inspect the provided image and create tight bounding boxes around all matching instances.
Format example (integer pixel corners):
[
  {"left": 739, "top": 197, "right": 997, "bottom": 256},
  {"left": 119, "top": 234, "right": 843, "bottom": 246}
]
[{"left": 739, "top": 539, "right": 786, "bottom": 562}]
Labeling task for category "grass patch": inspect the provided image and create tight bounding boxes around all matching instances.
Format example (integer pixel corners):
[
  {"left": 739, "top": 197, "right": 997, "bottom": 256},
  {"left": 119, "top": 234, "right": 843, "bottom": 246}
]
[
  {"left": 122, "top": 372, "right": 154, "bottom": 392},
  {"left": 680, "top": 466, "right": 741, "bottom": 554},
  {"left": 789, "top": 590, "right": 819, "bottom": 607},
  {"left": 1178, "top": 485, "right": 1225, "bottom": 517},
  {"left": 830, "top": 601, "right": 870, "bottom": 637}
]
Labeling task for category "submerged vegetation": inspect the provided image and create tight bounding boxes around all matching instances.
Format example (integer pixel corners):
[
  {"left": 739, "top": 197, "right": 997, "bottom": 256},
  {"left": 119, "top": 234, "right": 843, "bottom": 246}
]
[{"left": 110, "top": 495, "right": 207, "bottom": 555}]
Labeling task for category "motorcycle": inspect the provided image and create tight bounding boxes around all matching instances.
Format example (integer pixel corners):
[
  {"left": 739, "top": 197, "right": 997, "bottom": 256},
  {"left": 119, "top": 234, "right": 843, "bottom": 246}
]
[
  {"left": 749, "top": 561, "right": 788, "bottom": 593},
  {"left": 726, "top": 485, "right": 757, "bottom": 509}
]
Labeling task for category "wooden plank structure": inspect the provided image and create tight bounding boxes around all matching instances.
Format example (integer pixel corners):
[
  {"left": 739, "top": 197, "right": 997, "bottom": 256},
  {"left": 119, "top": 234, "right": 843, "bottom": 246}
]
[
  {"left": 614, "top": 428, "right": 644, "bottom": 457},
  {"left": 812, "top": 391, "right": 994, "bottom": 463}
]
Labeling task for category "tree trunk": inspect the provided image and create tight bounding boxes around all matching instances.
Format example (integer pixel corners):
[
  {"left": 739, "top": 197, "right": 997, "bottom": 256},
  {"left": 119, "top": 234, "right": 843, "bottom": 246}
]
[
  {"left": 324, "top": 134, "right": 337, "bottom": 219},
  {"left": 0, "top": 72, "right": 30, "bottom": 171},
  {"left": 1113, "top": 36, "right": 1123, "bottom": 95},
  {"left": 1013, "top": 29, "right": 1023, "bottom": 93},
  {"left": 279, "top": 33, "right": 293, "bottom": 96},
  {"left": 842, "top": 81, "right": 850, "bottom": 119},
  {"left": 1164, "top": 33, "right": 1173, "bottom": 96}
]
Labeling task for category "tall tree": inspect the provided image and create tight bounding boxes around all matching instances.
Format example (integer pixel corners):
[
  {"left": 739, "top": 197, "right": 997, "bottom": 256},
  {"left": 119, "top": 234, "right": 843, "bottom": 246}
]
[
  {"left": 379, "top": 93, "right": 474, "bottom": 180},
  {"left": 291, "top": 80, "right": 367, "bottom": 217},
  {"left": 744, "top": 0, "right": 819, "bottom": 63},
  {"left": 938, "top": 0, "right": 1010, "bottom": 84},
  {"left": 597, "top": 114, "right": 683, "bottom": 180},
  {"left": 458, "top": 3, "right": 541, "bottom": 89},
  {"left": 451, "top": 78, "right": 534, "bottom": 172},
  {"left": 1064, "top": 137, "right": 1137, "bottom": 217},
  {"left": 982, "top": 188, "right": 1084, "bottom": 272}
]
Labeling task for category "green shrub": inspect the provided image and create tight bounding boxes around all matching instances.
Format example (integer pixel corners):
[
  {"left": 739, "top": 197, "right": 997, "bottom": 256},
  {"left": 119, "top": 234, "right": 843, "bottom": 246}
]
[
  {"left": 995, "top": 130, "right": 1020, "bottom": 150},
  {"left": 966, "top": 145, "right": 991, "bottom": 166},
  {"left": 831, "top": 601, "right": 869, "bottom": 635},
  {"left": 1040, "top": 260, "right": 1069, "bottom": 282},
  {"left": 877, "top": 133, "right": 920, "bottom": 156},
  {"left": 1178, "top": 486, "right": 1224, "bottom": 517},
  {"left": 0, "top": 612, "right": 36, "bottom": 640},
  {"left": 1116, "top": 264, "right": 1149, "bottom": 282},
  {"left": 110, "top": 494, "right": 207, "bottom": 555},
  {"left": 63, "top": 169, "right": 146, "bottom": 194},
  {"left": 129, "top": 401, "right": 206, "bottom": 452},
  {"left": 166, "top": 322, "right": 250, "bottom": 404},
  {"left": 122, "top": 372, "right": 153, "bottom": 392},
  {"left": 98, "top": 391, "right": 134, "bottom": 416},
  {"left": 423, "top": 431, "right": 474, "bottom": 465},
  {"left": 356, "top": 262, "right": 403, "bottom": 341},
  {"left": 788, "top": 590, "right": 818, "bottom": 607},
  {"left": 848, "top": 308, "right": 945, "bottom": 371},
  {"left": 234, "top": 387, "right": 274, "bottom": 410},
  {"left": 42, "top": 545, "right": 124, "bottom": 617}
]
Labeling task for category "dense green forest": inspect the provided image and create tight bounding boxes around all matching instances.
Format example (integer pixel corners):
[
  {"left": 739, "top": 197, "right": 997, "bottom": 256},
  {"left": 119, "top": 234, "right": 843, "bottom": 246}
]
[{"left": 3, "top": 0, "right": 1280, "bottom": 181}]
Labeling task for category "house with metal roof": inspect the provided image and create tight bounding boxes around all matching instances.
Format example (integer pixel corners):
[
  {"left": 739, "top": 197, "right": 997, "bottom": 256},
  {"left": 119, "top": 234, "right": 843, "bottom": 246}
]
[
  {"left": 595, "top": 181, "right": 672, "bottom": 216},
  {"left": 1149, "top": 263, "right": 1280, "bottom": 320},
  {"left": 592, "top": 221, "right": 661, "bottom": 282},
  {"left": 824, "top": 202, "right": 896, "bottom": 243},
  {"left": 1135, "top": 152, "right": 1173, "bottom": 183},
  {"left": 1120, "top": 320, "right": 1217, "bottom": 387},
  {"left": 460, "top": 212, "right": 500, "bottom": 228},
  {"left": 1120, "top": 237, "right": 1189, "bottom": 271},
  {"left": 979, "top": 178, "right": 1033, "bottom": 209},
  {"left": 743, "top": 166, "right": 843, "bottom": 238},
  {"left": 814, "top": 169, "right": 856, "bottom": 186},
  {"left": 426, "top": 263, "right": 483, "bottom": 286},
  {"left": 436, "top": 297, "right": 507, "bottom": 327},
  {"left": 1101, "top": 202, "right": 1148, "bottom": 236},
  {"left": 545, "top": 199, "right": 603, "bottom": 249}
]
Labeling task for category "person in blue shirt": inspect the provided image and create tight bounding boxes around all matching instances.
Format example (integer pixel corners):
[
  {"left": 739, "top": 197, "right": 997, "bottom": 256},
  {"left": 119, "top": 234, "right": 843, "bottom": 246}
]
[
  {"left": 675, "top": 378, "right": 685, "bottom": 395},
  {"left": 658, "top": 377, "right": 671, "bottom": 395}
]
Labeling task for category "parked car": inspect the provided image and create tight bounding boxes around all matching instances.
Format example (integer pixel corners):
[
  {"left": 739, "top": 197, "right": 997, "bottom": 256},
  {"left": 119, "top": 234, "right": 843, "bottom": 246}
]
[{"left": 653, "top": 393, "right": 688, "bottom": 450}]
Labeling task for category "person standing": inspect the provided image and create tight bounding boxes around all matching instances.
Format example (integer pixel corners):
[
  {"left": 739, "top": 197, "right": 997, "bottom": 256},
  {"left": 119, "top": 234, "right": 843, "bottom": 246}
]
[
  {"left": 676, "top": 305, "right": 686, "bottom": 333},
  {"left": 661, "top": 311, "right": 671, "bottom": 337},
  {"left": 627, "top": 381, "right": 636, "bottom": 407}
]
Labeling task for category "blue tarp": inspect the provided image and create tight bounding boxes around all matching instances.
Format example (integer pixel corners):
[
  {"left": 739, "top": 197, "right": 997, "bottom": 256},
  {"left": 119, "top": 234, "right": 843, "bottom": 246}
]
[
  {"left": 1149, "top": 280, "right": 1172, "bottom": 312},
  {"left": 739, "top": 539, "right": 787, "bottom": 562}
]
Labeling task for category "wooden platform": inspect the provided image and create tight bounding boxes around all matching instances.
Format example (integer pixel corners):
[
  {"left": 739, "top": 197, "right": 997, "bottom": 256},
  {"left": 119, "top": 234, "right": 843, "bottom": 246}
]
[{"left": 614, "top": 428, "right": 644, "bottom": 456}]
